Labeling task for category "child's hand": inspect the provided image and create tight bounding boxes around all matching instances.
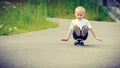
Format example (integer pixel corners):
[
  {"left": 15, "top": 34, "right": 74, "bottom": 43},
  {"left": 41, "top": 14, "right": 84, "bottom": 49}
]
[
  {"left": 61, "top": 38, "right": 68, "bottom": 41},
  {"left": 96, "top": 37, "right": 102, "bottom": 41}
]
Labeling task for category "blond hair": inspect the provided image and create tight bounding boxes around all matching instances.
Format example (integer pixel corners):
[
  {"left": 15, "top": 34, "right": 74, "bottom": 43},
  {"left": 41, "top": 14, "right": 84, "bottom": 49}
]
[{"left": 75, "top": 6, "right": 85, "bottom": 14}]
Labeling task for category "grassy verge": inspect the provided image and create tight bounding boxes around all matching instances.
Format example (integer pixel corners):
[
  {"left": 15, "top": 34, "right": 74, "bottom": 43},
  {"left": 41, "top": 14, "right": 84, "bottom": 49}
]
[
  {"left": 0, "top": 2, "right": 59, "bottom": 35},
  {"left": 0, "top": 0, "right": 114, "bottom": 35}
]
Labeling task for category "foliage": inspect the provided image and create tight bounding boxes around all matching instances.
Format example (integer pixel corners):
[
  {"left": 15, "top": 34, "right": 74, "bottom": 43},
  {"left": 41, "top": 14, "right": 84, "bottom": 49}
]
[
  {"left": 0, "top": 1, "right": 58, "bottom": 35},
  {"left": 0, "top": 0, "right": 114, "bottom": 35},
  {"left": 45, "top": 0, "right": 113, "bottom": 21}
]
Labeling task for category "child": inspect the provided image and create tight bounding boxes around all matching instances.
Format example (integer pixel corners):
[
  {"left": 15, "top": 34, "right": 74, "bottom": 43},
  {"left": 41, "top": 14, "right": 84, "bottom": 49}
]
[{"left": 61, "top": 6, "right": 102, "bottom": 45}]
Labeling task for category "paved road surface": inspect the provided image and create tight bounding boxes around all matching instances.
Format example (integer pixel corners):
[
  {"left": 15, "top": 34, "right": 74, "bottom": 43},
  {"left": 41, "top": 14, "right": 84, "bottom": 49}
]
[{"left": 0, "top": 18, "right": 120, "bottom": 68}]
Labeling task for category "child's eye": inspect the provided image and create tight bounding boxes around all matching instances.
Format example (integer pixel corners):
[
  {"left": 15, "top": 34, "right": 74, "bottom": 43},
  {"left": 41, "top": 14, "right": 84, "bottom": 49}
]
[{"left": 77, "top": 14, "right": 82, "bottom": 16}]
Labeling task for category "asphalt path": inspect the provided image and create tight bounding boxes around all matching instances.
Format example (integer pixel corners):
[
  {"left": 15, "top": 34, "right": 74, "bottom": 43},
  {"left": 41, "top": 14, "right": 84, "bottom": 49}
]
[{"left": 0, "top": 18, "right": 120, "bottom": 68}]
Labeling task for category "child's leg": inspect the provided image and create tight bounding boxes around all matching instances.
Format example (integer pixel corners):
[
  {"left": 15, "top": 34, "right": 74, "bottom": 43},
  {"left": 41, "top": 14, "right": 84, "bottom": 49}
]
[
  {"left": 73, "top": 25, "right": 88, "bottom": 41},
  {"left": 82, "top": 26, "right": 89, "bottom": 36},
  {"left": 73, "top": 25, "right": 80, "bottom": 36}
]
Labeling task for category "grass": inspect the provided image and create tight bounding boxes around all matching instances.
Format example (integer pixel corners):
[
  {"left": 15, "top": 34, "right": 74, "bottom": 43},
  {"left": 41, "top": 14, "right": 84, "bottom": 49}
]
[
  {"left": 0, "top": 2, "right": 59, "bottom": 35},
  {"left": 85, "top": 6, "right": 114, "bottom": 21},
  {"left": 12, "top": 19, "right": 58, "bottom": 34},
  {"left": 46, "top": 0, "right": 114, "bottom": 21},
  {"left": 0, "top": 0, "right": 114, "bottom": 35}
]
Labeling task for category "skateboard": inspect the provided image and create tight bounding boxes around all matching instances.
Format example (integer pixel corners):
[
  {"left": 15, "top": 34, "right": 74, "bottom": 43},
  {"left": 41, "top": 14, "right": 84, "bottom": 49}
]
[{"left": 74, "top": 39, "right": 84, "bottom": 46}]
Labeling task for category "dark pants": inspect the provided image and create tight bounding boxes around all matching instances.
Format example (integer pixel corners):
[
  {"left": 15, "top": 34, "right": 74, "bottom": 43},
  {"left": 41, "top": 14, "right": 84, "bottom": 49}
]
[{"left": 73, "top": 27, "right": 88, "bottom": 40}]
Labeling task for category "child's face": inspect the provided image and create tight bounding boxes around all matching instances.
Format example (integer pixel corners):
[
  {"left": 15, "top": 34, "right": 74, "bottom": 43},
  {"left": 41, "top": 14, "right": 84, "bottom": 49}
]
[{"left": 75, "top": 13, "right": 84, "bottom": 19}]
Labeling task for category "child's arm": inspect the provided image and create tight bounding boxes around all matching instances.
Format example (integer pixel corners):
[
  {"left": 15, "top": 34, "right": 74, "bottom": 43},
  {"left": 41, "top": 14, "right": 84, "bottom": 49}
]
[
  {"left": 90, "top": 29, "right": 102, "bottom": 41},
  {"left": 61, "top": 29, "right": 72, "bottom": 41}
]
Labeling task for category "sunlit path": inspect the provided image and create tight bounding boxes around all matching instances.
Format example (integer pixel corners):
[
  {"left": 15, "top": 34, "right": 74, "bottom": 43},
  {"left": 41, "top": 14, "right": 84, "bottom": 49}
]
[{"left": 0, "top": 18, "right": 120, "bottom": 68}]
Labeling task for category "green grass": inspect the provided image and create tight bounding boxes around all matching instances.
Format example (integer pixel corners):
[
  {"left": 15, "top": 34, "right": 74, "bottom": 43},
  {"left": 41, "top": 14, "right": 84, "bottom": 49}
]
[
  {"left": 0, "top": 2, "right": 59, "bottom": 35},
  {"left": 0, "top": 0, "right": 114, "bottom": 35},
  {"left": 12, "top": 19, "right": 58, "bottom": 34},
  {"left": 46, "top": 0, "right": 114, "bottom": 21},
  {"left": 85, "top": 6, "right": 114, "bottom": 21}
]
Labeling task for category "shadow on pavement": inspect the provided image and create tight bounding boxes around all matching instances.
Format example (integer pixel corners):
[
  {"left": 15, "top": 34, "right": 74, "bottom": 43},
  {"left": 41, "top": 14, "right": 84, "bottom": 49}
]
[
  {"left": 0, "top": 50, "right": 13, "bottom": 68},
  {"left": 75, "top": 44, "right": 101, "bottom": 48}
]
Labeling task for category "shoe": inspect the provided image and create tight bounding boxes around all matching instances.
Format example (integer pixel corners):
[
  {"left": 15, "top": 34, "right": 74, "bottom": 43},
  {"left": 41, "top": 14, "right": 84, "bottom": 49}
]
[
  {"left": 79, "top": 41, "right": 84, "bottom": 45},
  {"left": 74, "top": 40, "right": 84, "bottom": 46},
  {"left": 74, "top": 40, "right": 79, "bottom": 45}
]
